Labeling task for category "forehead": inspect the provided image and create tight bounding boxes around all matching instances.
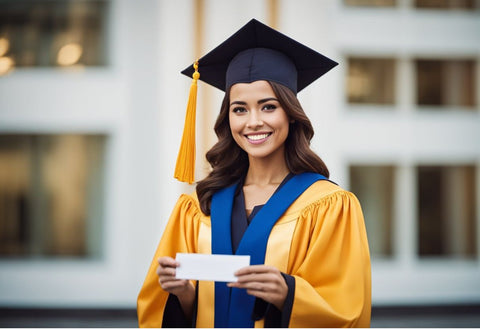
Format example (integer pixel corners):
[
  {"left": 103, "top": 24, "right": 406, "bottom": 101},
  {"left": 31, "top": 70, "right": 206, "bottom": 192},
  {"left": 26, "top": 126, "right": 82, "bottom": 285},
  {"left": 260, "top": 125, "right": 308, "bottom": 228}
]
[{"left": 229, "top": 80, "right": 276, "bottom": 100}]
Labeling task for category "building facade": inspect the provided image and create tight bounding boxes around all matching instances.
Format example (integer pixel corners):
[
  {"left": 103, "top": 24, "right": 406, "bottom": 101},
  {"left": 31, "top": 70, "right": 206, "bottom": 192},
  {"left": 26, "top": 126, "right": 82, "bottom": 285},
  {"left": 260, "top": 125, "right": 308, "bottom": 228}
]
[{"left": 0, "top": 0, "right": 479, "bottom": 310}]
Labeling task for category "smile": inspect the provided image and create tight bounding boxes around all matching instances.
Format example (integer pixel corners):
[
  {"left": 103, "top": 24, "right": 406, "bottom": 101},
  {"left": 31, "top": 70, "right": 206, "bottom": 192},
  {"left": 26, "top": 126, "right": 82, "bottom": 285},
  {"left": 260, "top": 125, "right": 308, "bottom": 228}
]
[{"left": 245, "top": 133, "right": 272, "bottom": 143}]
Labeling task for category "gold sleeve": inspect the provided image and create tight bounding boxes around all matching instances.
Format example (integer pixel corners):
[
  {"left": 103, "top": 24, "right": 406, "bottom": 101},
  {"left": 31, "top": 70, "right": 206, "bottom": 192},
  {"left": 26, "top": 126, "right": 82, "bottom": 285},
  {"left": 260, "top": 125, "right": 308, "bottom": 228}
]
[
  {"left": 288, "top": 190, "right": 371, "bottom": 328},
  {"left": 137, "top": 194, "right": 202, "bottom": 328}
]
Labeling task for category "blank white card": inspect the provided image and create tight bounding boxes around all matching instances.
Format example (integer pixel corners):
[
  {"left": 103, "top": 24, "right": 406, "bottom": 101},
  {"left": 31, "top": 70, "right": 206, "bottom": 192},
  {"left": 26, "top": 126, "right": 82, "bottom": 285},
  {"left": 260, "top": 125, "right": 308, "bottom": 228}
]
[{"left": 175, "top": 253, "right": 250, "bottom": 282}]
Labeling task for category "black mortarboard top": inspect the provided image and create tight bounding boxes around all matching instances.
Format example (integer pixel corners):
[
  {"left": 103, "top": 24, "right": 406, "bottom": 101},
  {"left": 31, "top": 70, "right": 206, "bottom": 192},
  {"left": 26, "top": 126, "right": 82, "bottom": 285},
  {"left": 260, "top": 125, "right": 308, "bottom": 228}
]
[
  {"left": 181, "top": 18, "right": 338, "bottom": 94},
  {"left": 174, "top": 19, "right": 338, "bottom": 184}
]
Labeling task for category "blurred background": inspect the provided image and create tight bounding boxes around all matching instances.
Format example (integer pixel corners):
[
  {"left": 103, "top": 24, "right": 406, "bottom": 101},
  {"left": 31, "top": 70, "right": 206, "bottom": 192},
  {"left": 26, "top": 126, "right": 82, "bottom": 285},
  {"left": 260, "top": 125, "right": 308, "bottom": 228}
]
[{"left": 0, "top": 0, "right": 479, "bottom": 327}]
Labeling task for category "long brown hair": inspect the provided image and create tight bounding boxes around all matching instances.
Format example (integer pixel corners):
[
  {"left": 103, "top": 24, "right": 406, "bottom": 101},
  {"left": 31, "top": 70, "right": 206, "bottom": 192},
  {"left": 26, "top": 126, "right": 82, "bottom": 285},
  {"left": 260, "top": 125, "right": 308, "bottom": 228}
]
[{"left": 196, "top": 81, "right": 329, "bottom": 215}]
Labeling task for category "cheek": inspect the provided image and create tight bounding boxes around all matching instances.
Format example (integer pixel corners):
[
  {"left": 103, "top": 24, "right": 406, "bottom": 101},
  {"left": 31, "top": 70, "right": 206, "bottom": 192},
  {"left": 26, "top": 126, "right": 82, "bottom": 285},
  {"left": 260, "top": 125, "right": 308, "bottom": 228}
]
[
  {"left": 281, "top": 124, "right": 290, "bottom": 141},
  {"left": 228, "top": 114, "right": 243, "bottom": 134},
  {"left": 273, "top": 114, "right": 290, "bottom": 135},
  {"left": 228, "top": 116, "right": 243, "bottom": 145}
]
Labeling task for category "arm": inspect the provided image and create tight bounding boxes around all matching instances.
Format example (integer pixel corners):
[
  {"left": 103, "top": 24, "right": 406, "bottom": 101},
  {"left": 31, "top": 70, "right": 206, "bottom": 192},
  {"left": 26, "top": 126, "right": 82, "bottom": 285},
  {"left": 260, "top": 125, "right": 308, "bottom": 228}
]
[
  {"left": 157, "top": 256, "right": 196, "bottom": 319},
  {"left": 286, "top": 191, "right": 371, "bottom": 328},
  {"left": 137, "top": 194, "right": 202, "bottom": 328}
]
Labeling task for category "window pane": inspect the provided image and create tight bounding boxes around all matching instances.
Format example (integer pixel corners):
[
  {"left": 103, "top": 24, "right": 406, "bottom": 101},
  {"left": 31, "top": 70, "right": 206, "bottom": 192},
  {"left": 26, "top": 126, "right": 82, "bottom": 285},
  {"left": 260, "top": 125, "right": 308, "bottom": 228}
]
[
  {"left": 415, "top": 0, "right": 478, "bottom": 9},
  {"left": 0, "top": 0, "right": 108, "bottom": 75},
  {"left": 417, "top": 165, "right": 477, "bottom": 258},
  {"left": 0, "top": 134, "right": 106, "bottom": 258},
  {"left": 345, "top": 0, "right": 397, "bottom": 6},
  {"left": 350, "top": 165, "right": 394, "bottom": 257},
  {"left": 347, "top": 57, "right": 396, "bottom": 105},
  {"left": 416, "top": 59, "right": 476, "bottom": 108}
]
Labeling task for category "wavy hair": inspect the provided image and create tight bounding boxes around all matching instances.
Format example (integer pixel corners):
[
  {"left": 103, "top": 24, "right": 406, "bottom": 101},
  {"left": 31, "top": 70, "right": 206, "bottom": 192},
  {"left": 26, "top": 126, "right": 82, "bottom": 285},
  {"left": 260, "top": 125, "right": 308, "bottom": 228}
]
[{"left": 196, "top": 81, "right": 329, "bottom": 215}]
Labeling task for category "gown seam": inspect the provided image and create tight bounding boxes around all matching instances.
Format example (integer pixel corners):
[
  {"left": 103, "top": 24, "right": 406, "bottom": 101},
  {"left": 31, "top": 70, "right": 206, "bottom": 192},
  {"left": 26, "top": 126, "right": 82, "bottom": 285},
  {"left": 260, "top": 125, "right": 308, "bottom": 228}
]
[{"left": 299, "top": 189, "right": 355, "bottom": 217}]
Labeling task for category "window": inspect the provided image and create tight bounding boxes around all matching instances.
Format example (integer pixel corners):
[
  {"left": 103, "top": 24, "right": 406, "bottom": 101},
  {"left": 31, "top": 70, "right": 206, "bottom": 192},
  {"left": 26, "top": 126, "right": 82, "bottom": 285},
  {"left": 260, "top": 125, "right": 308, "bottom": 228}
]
[
  {"left": 350, "top": 165, "right": 394, "bottom": 257},
  {"left": 417, "top": 165, "right": 477, "bottom": 258},
  {"left": 0, "top": 134, "right": 106, "bottom": 258},
  {"left": 0, "top": 0, "right": 108, "bottom": 75},
  {"left": 345, "top": 0, "right": 397, "bottom": 6},
  {"left": 347, "top": 57, "right": 396, "bottom": 105},
  {"left": 416, "top": 59, "right": 477, "bottom": 108},
  {"left": 415, "top": 0, "right": 479, "bottom": 9}
]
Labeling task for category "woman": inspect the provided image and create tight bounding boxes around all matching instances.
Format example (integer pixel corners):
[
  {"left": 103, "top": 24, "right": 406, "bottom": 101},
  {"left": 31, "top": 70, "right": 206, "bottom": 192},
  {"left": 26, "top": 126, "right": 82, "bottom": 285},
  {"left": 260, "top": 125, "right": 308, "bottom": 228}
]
[{"left": 137, "top": 19, "right": 371, "bottom": 328}]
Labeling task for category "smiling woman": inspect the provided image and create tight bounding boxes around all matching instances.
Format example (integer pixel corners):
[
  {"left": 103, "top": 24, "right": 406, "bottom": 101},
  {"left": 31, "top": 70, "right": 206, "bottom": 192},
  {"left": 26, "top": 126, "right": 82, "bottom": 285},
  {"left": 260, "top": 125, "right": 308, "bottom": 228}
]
[
  {"left": 137, "top": 19, "right": 371, "bottom": 328},
  {"left": 228, "top": 81, "right": 290, "bottom": 162}
]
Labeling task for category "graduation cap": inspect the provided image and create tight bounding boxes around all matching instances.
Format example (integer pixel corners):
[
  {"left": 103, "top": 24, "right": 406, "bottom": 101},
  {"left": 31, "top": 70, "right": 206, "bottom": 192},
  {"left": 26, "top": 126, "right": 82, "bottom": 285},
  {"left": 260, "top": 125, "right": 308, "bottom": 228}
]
[{"left": 174, "top": 18, "right": 338, "bottom": 184}]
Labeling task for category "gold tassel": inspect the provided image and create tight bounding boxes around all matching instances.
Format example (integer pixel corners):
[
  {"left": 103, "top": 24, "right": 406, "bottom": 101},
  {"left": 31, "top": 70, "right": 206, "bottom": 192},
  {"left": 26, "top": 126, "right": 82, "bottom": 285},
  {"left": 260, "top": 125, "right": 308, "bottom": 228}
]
[{"left": 174, "top": 61, "right": 200, "bottom": 184}]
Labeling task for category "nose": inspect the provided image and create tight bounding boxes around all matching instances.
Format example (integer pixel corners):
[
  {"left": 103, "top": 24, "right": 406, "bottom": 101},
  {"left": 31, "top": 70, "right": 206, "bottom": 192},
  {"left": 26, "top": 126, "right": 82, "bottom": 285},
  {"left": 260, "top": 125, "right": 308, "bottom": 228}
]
[{"left": 246, "top": 111, "right": 264, "bottom": 129}]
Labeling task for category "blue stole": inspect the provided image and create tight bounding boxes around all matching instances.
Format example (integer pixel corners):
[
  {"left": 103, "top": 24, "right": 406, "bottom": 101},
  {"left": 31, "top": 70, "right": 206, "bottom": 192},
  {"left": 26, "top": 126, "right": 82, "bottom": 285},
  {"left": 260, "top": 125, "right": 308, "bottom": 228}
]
[{"left": 210, "top": 172, "right": 327, "bottom": 327}]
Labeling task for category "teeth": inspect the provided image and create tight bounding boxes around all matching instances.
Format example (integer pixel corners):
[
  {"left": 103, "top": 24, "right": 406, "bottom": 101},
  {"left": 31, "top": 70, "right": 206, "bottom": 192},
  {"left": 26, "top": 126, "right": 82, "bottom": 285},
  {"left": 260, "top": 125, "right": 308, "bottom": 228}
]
[{"left": 247, "top": 133, "right": 270, "bottom": 141}]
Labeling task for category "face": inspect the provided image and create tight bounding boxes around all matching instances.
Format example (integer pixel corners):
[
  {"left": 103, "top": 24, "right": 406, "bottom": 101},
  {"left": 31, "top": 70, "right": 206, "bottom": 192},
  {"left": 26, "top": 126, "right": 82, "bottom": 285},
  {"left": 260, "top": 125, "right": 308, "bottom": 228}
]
[{"left": 228, "top": 80, "right": 290, "bottom": 161}]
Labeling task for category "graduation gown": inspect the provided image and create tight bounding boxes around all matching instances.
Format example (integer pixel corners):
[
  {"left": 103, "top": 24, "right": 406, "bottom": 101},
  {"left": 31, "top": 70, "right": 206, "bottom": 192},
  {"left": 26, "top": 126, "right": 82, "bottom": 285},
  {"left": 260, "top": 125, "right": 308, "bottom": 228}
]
[{"left": 137, "top": 176, "right": 371, "bottom": 328}]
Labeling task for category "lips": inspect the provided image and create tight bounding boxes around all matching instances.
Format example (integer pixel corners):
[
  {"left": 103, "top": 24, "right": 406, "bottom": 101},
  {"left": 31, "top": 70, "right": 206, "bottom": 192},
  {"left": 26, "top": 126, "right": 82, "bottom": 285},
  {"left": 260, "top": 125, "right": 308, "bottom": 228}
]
[{"left": 245, "top": 132, "right": 272, "bottom": 143}]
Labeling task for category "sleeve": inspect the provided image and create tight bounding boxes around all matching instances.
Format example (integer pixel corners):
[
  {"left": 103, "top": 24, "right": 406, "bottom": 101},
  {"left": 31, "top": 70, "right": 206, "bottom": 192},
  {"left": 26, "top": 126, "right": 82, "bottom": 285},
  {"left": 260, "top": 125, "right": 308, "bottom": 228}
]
[
  {"left": 252, "top": 273, "right": 295, "bottom": 328},
  {"left": 287, "top": 191, "right": 371, "bottom": 328},
  {"left": 137, "top": 194, "right": 203, "bottom": 328}
]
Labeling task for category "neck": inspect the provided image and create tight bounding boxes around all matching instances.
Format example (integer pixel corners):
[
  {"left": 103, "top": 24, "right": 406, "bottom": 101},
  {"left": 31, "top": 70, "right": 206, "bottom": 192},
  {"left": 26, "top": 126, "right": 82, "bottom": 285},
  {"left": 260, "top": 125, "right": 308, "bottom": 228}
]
[{"left": 245, "top": 154, "right": 290, "bottom": 186}]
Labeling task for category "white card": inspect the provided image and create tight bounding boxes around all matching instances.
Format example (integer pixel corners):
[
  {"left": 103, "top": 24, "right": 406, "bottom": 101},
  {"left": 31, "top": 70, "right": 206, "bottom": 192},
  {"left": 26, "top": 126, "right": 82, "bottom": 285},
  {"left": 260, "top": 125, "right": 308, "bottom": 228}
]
[{"left": 175, "top": 253, "right": 250, "bottom": 282}]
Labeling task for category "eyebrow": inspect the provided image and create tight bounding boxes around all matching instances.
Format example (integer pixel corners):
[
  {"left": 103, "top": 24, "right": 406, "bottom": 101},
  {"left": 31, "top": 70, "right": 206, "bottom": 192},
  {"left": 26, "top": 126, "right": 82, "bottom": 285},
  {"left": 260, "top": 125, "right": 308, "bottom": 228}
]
[{"left": 230, "top": 97, "right": 279, "bottom": 107}]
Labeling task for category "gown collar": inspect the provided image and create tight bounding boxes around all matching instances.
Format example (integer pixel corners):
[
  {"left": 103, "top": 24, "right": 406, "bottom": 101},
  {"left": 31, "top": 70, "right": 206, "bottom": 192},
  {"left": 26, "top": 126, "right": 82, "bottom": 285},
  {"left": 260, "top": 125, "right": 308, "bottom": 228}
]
[{"left": 231, "top": 173, "right": 294, "bottom": 253}]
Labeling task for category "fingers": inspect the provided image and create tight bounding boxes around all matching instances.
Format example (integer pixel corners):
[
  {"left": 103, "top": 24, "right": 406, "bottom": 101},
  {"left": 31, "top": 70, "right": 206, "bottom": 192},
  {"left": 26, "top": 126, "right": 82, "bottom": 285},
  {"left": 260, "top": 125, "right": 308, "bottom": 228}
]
[
  {"left": 156, "top": 265, "right": 176, "bottom": 276},
  {"left": 157, "top": 256, "right": 179, "bottom": 275},
  {"left": 227, "top": 265, "right": 284, "bottom": 291},
  {"left": 159, "top": 277, "right": 190, "bottom": 290},
  {"left": 228, "top": 277, "right": 287, "bottom": 309},
  {"left": 228, "top": 276, "right": 281, "bottom": 291},
  {"left": 234, "top": 264, "right": 279, "bottom": 277},
  {"left": 156, "top": 256, "right": 183, "bottom": 291},
  {"left": 233, "top": 265, "right": 282, "bottom": 284},
  {"left": 227, "top": 265, "right": 288, "bottom": 308},
  {"left": 158, "top": 256, "right": 179, "bottom": 268}
]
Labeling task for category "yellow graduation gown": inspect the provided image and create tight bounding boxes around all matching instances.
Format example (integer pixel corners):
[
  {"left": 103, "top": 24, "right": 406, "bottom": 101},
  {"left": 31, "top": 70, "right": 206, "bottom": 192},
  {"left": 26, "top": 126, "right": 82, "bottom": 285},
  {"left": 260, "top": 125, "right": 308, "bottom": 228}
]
[{"left": 137, "top": 180, "right": 371, "bottom": 327}]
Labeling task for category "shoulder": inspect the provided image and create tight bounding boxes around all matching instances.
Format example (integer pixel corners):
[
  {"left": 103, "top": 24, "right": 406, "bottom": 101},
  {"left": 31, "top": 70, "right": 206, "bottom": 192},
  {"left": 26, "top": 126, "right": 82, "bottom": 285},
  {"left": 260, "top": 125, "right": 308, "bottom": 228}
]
[
  {"left": 172, "top": 192, "right": 209, "bottom": 224},
  {"left": 305, "top": 179, "right": 345, "bottom": 199},
  {"left": 177, "top": 191, "right": 201, "bottom": 208},
  {"left": 288, "top": 180, "right": 362, "bottom": 216}
]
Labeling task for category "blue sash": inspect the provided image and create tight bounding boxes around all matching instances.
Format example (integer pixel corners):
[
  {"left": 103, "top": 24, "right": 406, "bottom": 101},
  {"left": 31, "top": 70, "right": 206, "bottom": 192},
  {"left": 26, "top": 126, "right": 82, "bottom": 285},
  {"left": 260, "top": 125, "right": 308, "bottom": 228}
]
[{"left": 210, "top": 172, "right": 327, "bottom": 327}]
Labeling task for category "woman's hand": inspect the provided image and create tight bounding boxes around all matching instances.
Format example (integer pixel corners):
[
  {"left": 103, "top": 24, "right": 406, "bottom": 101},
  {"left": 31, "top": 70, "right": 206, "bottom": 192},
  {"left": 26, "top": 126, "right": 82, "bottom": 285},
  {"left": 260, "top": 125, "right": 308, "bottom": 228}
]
[
  {"left": 227, "top": 265, "right": 288, "bottom": 310},
  {"left": 157, "top": 256, "right": 195, "bottom": 317}
]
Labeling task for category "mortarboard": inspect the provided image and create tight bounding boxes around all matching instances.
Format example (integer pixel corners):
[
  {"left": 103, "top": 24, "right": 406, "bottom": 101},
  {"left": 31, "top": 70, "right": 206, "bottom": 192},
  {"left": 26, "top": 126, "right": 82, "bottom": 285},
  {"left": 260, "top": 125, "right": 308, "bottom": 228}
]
[{"left": 174, "top": 19, "right": 338, "bottom": 183}]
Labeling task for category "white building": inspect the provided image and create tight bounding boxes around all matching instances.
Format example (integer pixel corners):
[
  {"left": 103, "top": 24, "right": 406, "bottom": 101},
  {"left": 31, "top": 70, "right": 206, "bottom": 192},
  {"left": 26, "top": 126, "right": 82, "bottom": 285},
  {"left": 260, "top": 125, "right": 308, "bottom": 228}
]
[{"left": 0, "top": 0, "right": 479, "bottom": 311}]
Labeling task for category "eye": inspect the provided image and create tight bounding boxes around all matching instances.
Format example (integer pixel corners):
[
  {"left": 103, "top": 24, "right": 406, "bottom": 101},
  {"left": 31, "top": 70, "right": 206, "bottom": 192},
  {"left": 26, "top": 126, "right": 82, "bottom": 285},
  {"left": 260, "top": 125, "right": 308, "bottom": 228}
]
[
  {"left": 262, "top": 104, "right": 277, "bottom": 111},
  {"left": 232, "top": 106, "right": 247, "bottom": 113}
]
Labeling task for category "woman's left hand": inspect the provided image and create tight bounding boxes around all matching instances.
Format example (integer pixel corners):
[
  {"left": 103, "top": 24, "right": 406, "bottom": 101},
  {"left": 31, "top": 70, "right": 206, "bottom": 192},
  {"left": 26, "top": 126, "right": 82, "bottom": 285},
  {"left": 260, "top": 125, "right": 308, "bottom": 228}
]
[{"left": 227, "top": 265, "right": 288, "bottom": 310}]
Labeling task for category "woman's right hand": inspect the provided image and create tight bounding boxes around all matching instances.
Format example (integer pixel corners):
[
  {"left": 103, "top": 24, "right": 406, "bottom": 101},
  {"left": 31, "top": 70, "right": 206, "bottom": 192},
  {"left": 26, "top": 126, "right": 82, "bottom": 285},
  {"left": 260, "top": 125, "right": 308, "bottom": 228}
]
[
  {"left": 157, "top": 256, "right": 195, "bottom": 318},
  {"left": 157, "top": 256, "right": 194, "bottom": 297}
]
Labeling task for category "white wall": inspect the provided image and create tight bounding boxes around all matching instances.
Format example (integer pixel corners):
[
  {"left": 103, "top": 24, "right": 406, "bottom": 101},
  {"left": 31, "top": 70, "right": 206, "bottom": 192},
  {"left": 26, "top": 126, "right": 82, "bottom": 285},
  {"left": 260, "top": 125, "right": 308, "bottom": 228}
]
[{"left": 0, "top": 0, "right": 193, "bottom": 308}]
